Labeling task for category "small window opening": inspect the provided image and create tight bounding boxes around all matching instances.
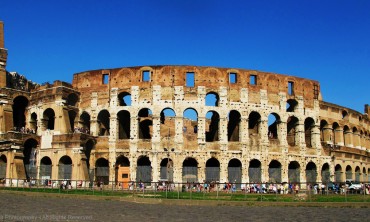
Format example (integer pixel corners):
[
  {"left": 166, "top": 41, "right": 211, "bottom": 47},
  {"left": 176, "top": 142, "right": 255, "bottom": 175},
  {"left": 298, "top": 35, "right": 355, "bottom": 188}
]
[
  {"left": 122, "top": 174, "right": 128, "bottom": 178},
  {"left": 103, "top": 74, "right": 109, "bottom": 84},
  {"left": 186, "top": 72, "right": 195, "bottom": 87},
  {"left": 250, "top": 75, "right": 257, "bottom": 85},
  {"left": 288, "top": 81, "right": 294, "bottom": 95},
  {"left": 142, "top": 70, "right": 150, "bottom": 82},
  {"left": 229, "top": 73, "right": 237, "bottom": 84}
]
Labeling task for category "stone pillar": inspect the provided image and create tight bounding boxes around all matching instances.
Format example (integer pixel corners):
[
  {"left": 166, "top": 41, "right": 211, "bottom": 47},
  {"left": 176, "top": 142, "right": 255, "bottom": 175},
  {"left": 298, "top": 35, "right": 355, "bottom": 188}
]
[
  {"left": 130, "top": 156, "right": 137, "bottom": 182},
  {"left": 259, "top": 117, "right": 269, "bottom": 146},
  {"left": 239, "top": 117, "right": 248, "bottom": 143},
  {"left": 174, "top": 116, "right": 183, "bottom": 144},
  {"left": 90, "top": 119, "right": 99, "bottom": 137},
  {"left": 344, "top": 131, "right": 353, "bottom": 147},
  {"left": 297, "top": 123, "right": 305, "bottom": 154},
  {"left": 242, "top": 161, "right": 249, "bottom": 183},
  {"left": 109, "top": 116, "right": 118, "bottom": 142},
  {"left": 198, "top": 160, "right": 205, "bottom": 183},
  {"left": 322, "top": 124, "right": 333, "bottom": 143},
  {"left": 219, "top": 117, "right": 228, "bottom": 143},
  {"left": 198, "top": 116, "right": 206, "bottom": 144},
  {"left": 151, "top": 115, "right": 160, "bottom": 145},
  {"left": 219, "top": 161, "right": 227, "bottom": 183},
  {"left": 312, "top": 124, "right": 321, "bottom": 154},
  {"left": 334, "top": 127, "right": 344, "bottom": 146},
  {"left": 151, "top": 153, "right": 159, "bottom": 182},
  {"left": 110, "top": 88, "right": 118, "bottom": 107},
  {"left": 279, "top": 121, "right": 288, "bottom": 151}
]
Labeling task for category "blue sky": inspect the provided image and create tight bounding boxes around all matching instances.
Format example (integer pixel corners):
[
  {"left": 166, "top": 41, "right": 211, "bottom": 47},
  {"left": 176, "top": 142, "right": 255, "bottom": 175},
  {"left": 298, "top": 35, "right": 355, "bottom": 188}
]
[{"left": 1, "top": 0, "right": 369, "bottom": 113}]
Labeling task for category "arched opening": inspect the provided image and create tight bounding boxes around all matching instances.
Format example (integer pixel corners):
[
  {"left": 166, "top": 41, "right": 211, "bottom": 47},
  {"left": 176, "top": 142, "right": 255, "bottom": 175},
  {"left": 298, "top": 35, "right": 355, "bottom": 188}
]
[
  {"left": 30, "top": 113, "right": 37, "bottom": 133},
  {"left": 115, "top": 156, "right": 130, "bottom": 188},
  {"left": 228, "top": 158, "right": 242, "bottom": 188},
  {"left": 332, "top": 122, "right": 340, "bottom": 145},
  {"left": 182, "top": 157, "right": 198, "bottom": 183},
  {"left": 205, "top": 111, "right": 219, "bottom": 142},
  {"left": 136, "top": 156, "right": 151, "bottom": 184},
  {"left": 68, "top": 110, "right": 77, "bottom": 132},
  {"left": 66, "top": 93, "right": 78, "bottom": 106},
  {"left": 268, "top": 113, "right": 280, "bottom": 141},
  {"left": 138, "top": 108, "right": 153, "bottom": 139},
  {"left": 304, "top": 118, "right": 315, "bottom": 148},
  {"left": 355, "top": 166, "right": 360, "bottom": 182},
  {"left": 160, "top": 108, "right": 175, "bottom": 140},
  {"left": 12, "top": 96, "right": 29, "bottom": 130},
  {"left": 58, "top": 156, "right": 72, "bottom": 180},
  {"left": 335, "top": 164, "right": 343, "bottom": 183},
  {"left": 95, "top": 158, "right": 109, "bottom": 185},
  {"left": 118, "top": 92, "right": 131, "bottom": 106},
  {"left": 342, "top": 110, "right": 348, "bottom": 119},
  {"left": 43, "top": 108, "right": 55, "bottom": 130},
  {"left": 268, "top": 160, "right": 282, "bottom": 183},
  {"left": 205, "top": 92, "right": 219, "bottom": 106},
  {"left": 305, "top": 162, "right": 317, "bottom": 183},
  {"left": 0, "top": 155, "right": 7, "bottom": 179},
  {"left": 249, "top": 159, "right": 261, "bottom": 183},
  {"left": 183, "top": 108, "right": 198, "bottom": 138},
  {"left": 160, "top": 158, "right": 173, "bottom": 182},
  {"left": 288, "top": 161, "right": 300, "bottom": 183},
  {"left": 286, "top": 99, "right": 298, "bottom": 112},
  {"left": 345, "top": 165, "right": 352, "bottom": 181},
  {"left": 205, "top": 157, "right": 220, "bottom": 183},
  {"left": 287, "top": 116, "right": 299, "bottom": 146},
  {"left": 39, "top": 156, "right": 52, "bottom": 184},
  {"left": 23, "top": 139, "right": 38, "bottom": 180},
  {"left": 117, "top": 110, "right": 131, "bottom": 139},
  {"left": 249, "top": 111, "right": 261, "bottom": 136},
  {"left": 321, "top": 163, "right": 330, "bottom": 183},
  {"left": 352, "top": 127, "right": 359, "bottom": 147},
  {"left": 228, "top": 110, "right": 241, "bottom": 141},
  {"left": 97, "top": 110, "right": 110, "bottom": 136},
  {"left": 320, "top": 120, "right": 330, "bottom": 142},
  {"left": 79, "top": 112, "right": 91, "bottom": 134},
  {"left": 343, "top": 125, "right": 351, "bottom": 146}
]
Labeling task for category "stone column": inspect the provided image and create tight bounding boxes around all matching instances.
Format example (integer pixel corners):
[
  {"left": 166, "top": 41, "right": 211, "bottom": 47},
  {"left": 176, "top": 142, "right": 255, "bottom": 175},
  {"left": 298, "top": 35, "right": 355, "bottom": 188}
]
[
  {"left": 239, "top": 117, "right": 249, "bottom": 143},
  {"left": 198, "top": 116, "right": 206, "bottom": 144},
  {"left": 219, "top": 117, "right": 228, "bottom": 143},
  {"left": 219, "top": 160, "right": 227, "bottom": 183},
  {"left": 334, "top": 127, "right": 344, "bottom": 146},
  {"left": 151, "top": 153, "right": 159, "bottom": 182},
  {"left": 151, "top": 115, "right": 161, "bottom": 145}
]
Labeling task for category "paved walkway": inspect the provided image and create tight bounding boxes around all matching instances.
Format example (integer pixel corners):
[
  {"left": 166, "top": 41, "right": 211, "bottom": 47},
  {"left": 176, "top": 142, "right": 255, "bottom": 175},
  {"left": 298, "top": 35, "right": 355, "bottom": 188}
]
[{"left": 0, "top": 191, "right": 368, "bottom": 222}]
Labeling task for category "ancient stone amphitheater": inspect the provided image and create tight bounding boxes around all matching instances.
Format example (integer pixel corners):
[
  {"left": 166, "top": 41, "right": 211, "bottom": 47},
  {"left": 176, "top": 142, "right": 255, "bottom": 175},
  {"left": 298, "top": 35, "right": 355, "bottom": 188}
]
[{"left": 0, "top": 21, "right": 369, "bottom": 188}]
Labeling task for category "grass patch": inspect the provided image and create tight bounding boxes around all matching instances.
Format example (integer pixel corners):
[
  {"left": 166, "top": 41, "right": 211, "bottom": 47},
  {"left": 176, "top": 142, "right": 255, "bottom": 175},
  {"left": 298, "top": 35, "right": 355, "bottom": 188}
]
[{"left": 1, "top": 187, "right": 369, "bottom": 203}]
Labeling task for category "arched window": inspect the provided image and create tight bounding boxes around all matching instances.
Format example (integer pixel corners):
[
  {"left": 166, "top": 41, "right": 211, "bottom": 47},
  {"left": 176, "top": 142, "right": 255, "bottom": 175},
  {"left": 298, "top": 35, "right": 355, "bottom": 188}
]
[
  {"left": 205, "top": 92, "right": 219, "bottom": 106},
  {"left": 97, "top": 110, "right": 110, "bottom": 136},
  {"left": 228, "top": 110, "right": 241, "bottom": 141},
  {"left": 206, "top": 111, "right": 219, "bottom": 142},
  {"left": 138, "top": 108, "right": 153, "bottom": 139}
]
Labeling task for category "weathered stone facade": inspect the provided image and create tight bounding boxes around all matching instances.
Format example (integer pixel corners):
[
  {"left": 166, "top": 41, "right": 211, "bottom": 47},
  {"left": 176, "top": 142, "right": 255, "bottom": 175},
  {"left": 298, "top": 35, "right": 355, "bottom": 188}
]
[{"left": 0, "top": 22, "right": 369, "bottom": 187}]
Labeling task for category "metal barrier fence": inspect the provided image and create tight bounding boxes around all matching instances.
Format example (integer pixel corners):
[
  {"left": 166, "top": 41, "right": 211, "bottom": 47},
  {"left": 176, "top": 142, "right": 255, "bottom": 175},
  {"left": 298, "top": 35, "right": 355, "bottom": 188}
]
[{"left": 0, "top": 178, "right": 369, "bottom": 202}]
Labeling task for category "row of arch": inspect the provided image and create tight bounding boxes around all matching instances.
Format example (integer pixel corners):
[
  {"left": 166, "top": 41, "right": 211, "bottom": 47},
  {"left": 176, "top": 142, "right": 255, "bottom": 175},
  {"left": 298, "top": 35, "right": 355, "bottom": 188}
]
[
  {"left": 2, "top": 153, "right": 368, "bottom": 185},
  {"left": 320, "top": 120, "right": 370, "bottom": 148},
  {"left": 12, "top": 94, "right": 370, "bottom": 149}
]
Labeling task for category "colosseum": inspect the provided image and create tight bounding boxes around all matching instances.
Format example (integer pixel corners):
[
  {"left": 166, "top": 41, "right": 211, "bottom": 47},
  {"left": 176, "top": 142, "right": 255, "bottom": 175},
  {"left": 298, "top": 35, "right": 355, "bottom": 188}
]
[{"left": 0, "top": 21, "right": 369, "bottom": 189}]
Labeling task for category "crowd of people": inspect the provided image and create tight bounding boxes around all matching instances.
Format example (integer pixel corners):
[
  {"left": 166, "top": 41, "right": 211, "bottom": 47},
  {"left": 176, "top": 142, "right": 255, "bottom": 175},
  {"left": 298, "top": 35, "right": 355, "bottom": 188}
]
[
  {"left": 73, "top": 126, "right": 90, "bottom": 134},
  {"left": 13, "top": 126, "right": 36, "bottom": 134}
]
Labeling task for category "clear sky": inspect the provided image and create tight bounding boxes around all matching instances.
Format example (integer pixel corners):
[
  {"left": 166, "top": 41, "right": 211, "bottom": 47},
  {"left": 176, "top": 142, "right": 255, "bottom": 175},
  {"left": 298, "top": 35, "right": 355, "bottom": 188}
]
[{"left": 1, "top": 0, "right": 369, "bottom": 113}]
